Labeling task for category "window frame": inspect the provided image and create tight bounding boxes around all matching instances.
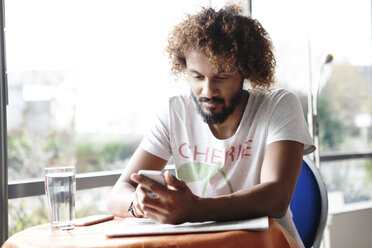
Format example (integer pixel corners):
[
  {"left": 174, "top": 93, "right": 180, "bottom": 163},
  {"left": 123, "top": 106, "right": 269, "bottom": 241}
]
[
  {"left": 8, "top": 171, "right": 121, "bottom": 199},
  {"left": 1, "top": 0, "right": 8, "bottom": 244}
]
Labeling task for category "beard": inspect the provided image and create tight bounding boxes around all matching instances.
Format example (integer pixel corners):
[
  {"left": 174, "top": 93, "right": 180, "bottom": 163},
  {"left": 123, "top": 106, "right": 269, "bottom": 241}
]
[{"left": 191, "top": 89, "right": 244, "bottom": 125}]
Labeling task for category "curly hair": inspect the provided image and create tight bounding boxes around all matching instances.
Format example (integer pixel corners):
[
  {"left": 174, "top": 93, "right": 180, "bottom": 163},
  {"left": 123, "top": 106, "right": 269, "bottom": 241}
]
[{"left": 165, "top": 4, "right": 276, "bottom": 89}]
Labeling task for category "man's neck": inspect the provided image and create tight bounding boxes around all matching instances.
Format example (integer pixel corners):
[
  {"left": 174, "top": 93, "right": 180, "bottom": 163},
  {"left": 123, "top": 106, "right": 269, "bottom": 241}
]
[{"left": 209, "top": 90, "right": 249, "bottom": 140}]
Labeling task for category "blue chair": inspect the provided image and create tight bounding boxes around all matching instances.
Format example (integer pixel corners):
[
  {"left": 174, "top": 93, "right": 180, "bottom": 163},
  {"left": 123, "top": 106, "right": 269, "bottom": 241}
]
[{"left": 290, "top": 157, "right": 328, "bottom": 248}]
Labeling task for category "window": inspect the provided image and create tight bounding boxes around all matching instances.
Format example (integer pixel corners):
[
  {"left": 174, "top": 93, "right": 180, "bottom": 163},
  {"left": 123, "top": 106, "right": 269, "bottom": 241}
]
[
  {"left": 2, "top": 0, "right": 251, "bottom": 239},
  {"left": 252, "top": 0, "right": 372, "bottom": 210},
  {"left": 6, "top": 0, "right": 210, "bottom": 180}
]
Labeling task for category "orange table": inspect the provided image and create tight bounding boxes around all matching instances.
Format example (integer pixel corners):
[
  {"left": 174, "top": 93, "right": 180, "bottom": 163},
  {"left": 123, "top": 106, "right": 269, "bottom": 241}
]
[{"left": 2, "top": 218, "right": 298, "bottom": 248}]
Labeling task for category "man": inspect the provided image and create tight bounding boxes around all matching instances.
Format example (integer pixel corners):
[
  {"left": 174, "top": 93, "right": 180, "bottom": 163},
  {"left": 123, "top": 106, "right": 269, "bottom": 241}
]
[{"left": 107, "top": 4, "right": 314, "bottom": 247}]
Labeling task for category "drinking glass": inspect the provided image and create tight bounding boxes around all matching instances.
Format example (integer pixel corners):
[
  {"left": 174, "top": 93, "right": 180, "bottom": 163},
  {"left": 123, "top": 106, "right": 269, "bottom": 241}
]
[{"left": 45, "top": 166, "right": 76, "bottom": 231}]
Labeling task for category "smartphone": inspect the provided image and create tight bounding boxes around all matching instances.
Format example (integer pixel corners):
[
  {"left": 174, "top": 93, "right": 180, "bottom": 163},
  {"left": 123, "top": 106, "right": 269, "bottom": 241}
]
[
  {"left": 74, "top": 214, "right": 114, "bottom": 226},
  {"left": 138, "top": 170, "right": 166, "bottom": 197},
  {"left": 138, "top": 170, "right": 166, "bottom": 186}
]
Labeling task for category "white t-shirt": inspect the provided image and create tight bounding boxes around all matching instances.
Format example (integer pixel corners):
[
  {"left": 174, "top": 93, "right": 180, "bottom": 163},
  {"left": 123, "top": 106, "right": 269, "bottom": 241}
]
[{"left": 140, "top": 88, "right": 315, "bottom": 247}]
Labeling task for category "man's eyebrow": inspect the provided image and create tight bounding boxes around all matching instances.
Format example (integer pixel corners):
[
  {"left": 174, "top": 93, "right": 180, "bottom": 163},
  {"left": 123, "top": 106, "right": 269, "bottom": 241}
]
[
  {"left": 216, "top": 70, "right": 232, "bottom": 74},
  {"left": 187, "top": 69, "right": 200, "bottom": 74}
]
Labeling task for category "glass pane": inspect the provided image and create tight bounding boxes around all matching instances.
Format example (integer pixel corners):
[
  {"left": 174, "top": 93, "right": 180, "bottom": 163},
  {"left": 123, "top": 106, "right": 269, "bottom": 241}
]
[
  {"left": 8, "top": 186, "right": 112, "bottom": 236},
  {"left": 251, "top": 0, "right": 311, "bottom": 110},
  {"left": 5, "top": 0, "right": 212, "bottom": 235},
  {"left": 322, "top": 158, "right": 372, "bottom": 211},
  {"left": 252, "top": 0, "right": 372, "bottom": 204},
  {"left": 6, "top": 0, "right": 209, "bottom": 180}
]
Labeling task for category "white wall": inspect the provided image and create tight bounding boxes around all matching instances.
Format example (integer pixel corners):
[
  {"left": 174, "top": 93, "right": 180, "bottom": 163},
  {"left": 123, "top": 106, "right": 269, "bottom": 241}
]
[{"left": 326, "top": 202, "right": 372, "bottom": 248}]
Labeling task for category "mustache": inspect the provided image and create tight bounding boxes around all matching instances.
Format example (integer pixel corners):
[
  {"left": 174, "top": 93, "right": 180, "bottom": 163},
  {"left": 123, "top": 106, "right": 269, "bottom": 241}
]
[{"left": 198, "top": 96, "right": 225, "bottom": 104}]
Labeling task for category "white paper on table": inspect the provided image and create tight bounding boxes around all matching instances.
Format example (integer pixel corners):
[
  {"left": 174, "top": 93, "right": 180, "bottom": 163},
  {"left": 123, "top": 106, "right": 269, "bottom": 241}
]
[{"left": 106, "top": 216, "right": 268, "bottom": 237}]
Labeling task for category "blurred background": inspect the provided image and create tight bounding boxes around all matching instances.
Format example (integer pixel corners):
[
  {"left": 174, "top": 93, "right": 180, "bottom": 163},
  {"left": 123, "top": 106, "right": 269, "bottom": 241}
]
[{"left": 2, "top": 0, "right": 372, "bottom": 247}]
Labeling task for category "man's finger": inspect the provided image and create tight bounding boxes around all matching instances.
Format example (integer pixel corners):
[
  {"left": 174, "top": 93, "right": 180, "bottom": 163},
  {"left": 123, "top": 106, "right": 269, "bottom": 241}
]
[
  {"left": 131, "top": 173, "right": 168, "bottom": 197},
  {"left": 164, "top": 171, "right": 186, "bottom": 189},
  {"left": 132, "top": 189, "right": 145, "bottom": 217}
]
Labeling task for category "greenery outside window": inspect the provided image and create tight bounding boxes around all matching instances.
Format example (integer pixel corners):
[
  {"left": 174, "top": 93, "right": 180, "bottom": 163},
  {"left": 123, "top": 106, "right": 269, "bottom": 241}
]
[
  {"left": 2, "top": 0, "right": 249, "bottom": 240},
  {"left": 252, "top": 0, "right": 372, "bottom": 210}
]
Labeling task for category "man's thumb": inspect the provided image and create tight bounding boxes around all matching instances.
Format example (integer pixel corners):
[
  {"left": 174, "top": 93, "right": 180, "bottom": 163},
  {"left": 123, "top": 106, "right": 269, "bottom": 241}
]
[{"left": 164, "top": 171, "right": 185, "bottom": 189}]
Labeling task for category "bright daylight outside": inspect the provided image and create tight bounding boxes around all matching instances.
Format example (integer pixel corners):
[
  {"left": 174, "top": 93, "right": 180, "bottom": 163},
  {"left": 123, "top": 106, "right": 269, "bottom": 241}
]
[
  {"left": 5, "top": 0, "right": 372, "bottom": 237},
  {"left": 253, "top": 0, "right": 372, "bottom": 213},
  {"left": 5, "top": 0, "right": 211, "bottom": 235}
]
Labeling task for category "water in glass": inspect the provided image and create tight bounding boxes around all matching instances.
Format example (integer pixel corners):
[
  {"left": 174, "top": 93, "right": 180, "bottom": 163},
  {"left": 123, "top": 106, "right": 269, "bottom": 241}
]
[{"left": 45, "top": 167, "right": 76, "bottom": 231}]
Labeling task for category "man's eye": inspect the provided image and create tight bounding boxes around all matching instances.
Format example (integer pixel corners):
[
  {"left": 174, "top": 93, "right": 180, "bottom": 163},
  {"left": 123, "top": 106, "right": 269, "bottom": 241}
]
[
  {"left": 216, "top": 76, "right": 227, "bottom": 80},
  {"left": 193, "top": 75, "right": 203, "bottom": 79}
]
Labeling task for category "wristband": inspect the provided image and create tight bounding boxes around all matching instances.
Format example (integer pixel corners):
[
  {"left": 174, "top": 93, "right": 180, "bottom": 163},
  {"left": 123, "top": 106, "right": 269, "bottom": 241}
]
[{"left": 128, "top": 202, "right": 138, "bottom": 218}]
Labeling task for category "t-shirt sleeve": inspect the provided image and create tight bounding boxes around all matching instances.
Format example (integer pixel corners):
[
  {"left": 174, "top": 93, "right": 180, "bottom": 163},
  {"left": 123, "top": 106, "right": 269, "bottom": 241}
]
[
  {"left": 139, "top": 100, "right": 172, "bottom": 161},
  {"left": 267, "top": 90, "right": 315, "bottom": 155}
]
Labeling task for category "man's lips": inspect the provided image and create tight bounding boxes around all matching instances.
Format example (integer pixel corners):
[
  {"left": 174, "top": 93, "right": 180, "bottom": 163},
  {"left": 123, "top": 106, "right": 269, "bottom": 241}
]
[
  {"left": 198, "top": 97, "right": 224, "bottom": 109},
  {"left": 202, "top": 101, "right": 221, "bottom": 108}
]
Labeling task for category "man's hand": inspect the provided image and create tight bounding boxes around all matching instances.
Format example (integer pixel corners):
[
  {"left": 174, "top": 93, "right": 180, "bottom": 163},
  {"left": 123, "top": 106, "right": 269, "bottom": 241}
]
[{"left": 130, "top": 171, "right": 199, "bottom": 224}]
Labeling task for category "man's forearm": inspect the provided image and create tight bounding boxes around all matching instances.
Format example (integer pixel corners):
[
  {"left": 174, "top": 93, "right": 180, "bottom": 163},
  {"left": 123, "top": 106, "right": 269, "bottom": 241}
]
[
  {"left": 106, "top": 182, "right": 135, "bottom": 217},
  {"left": 192, "top": 181, "right": 290, "bottom": 222}
]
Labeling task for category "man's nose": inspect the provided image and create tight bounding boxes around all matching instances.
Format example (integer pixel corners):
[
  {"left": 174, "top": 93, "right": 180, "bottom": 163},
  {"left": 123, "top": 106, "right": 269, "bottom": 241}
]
[{"left": 201, "top": 78, "right": 218, "bottom": 98}]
